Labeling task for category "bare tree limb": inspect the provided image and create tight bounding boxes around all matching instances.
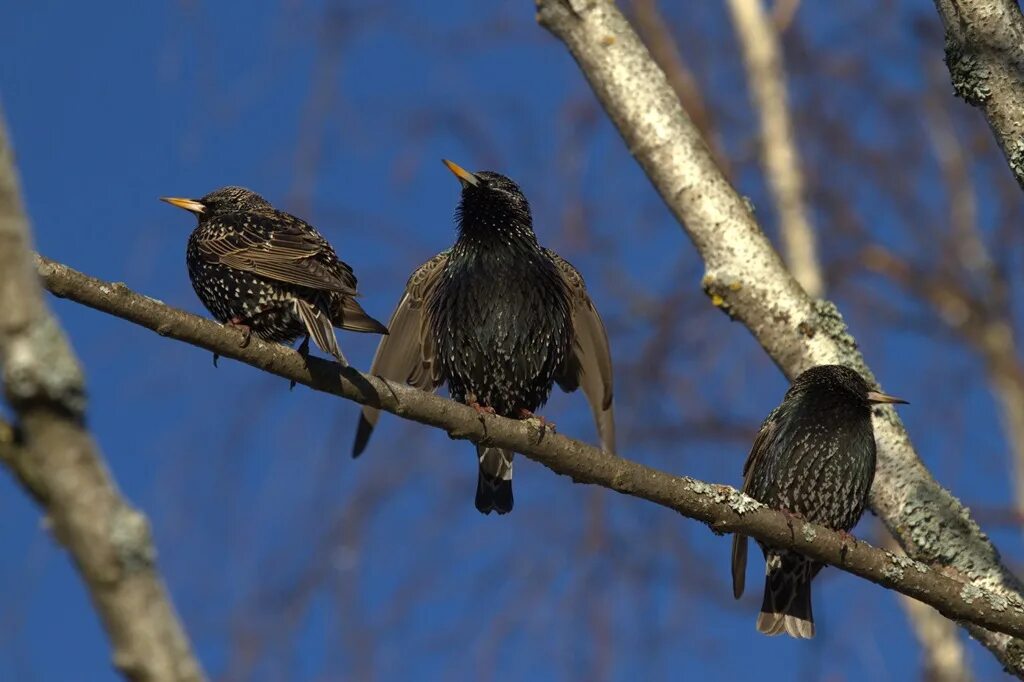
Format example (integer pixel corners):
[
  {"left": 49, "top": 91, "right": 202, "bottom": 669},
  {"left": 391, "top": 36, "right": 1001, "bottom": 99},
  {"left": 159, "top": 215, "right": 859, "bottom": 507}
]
[
  {"left": 0, "top": 117, "right": 205, "bottom": 682},
  {"left": 770, "top": 0, "right": 801, "bottom": 33},
  {"left": 533, "top": 0, "right": 1024, "bottom": 671},
  {"left": 628, "top": 0, "right": 732, "bottom": 175},
  {"left": 30, "top": 256, "right": 1024, "bottom": 646},
  {"left": 933, "top": 0, "right": 1024, "bottom": 190},
  {"left": 884, "top": 536, "right": 975, "bottom": 682},
  {"left": 726, "top": 0, "right": 824, "bottom": 297}
]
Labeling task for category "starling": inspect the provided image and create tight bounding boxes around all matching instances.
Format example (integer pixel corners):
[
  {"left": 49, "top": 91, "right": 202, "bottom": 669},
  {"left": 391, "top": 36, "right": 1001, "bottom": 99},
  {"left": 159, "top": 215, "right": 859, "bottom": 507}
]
[
  {"left": 351, "top": 160, "right": 615, "bottom": 515},
  {"left": 731, "top": 364, "right": 906, "bottom": 638},
  {"left": 161, "top": 186, "right": 387, "bottom": 365}
]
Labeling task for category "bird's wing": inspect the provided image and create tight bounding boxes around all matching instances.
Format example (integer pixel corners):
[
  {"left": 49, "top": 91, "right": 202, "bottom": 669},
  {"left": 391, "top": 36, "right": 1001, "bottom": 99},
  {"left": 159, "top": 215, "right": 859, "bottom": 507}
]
[
  {"left": 196, "top": 212, "right": 356, "bottom": 293},
  {"left": 732, "top": 409, "right": 780, "bottom": 599},
  {"left": 293, "top": 298, "right": 345, "bottom": 365},
  {"left": 549, "top": 251, "right": 616, "bottom": 454},
  {"left": 741, "top": 407, "right": 780, "bottom": 482},
  {"left": 352, "top": 251, "right": 449, "bottom": 457}
]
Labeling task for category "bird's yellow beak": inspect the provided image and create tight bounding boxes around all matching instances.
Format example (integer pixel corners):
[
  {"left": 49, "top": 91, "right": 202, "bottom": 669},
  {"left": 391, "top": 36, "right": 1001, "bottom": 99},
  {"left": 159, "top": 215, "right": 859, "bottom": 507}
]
[
  {"left": 866, "top": 390, "right": 908, "bottom": 405},
  {"left": 160, "top": 196, "right": 206, "bottom": 214},
  {"left": 442, "top": 159, "right": 480, "bottom": 187}
]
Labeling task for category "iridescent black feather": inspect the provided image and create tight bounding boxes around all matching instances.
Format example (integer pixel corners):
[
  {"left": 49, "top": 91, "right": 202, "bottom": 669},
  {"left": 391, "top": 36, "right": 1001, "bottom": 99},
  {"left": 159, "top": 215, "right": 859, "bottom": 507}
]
[
  {"left": 352, "top": 166, "right": 616, "bottom": 516},
  {"left": 429, "top": 172, "right": 572, "bottom": 419},
  {"left": 731, "top": 365, "right": 904, "bottom": 638}
]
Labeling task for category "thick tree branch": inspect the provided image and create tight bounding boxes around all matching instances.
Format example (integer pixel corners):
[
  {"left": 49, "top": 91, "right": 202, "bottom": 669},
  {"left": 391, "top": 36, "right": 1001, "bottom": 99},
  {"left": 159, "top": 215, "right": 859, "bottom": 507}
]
[
  {"left": 628, "top": 0, "right": 732, "bottom": 175},
  {"left": 0, "top": 118, "right": 204, "bottom": 682},
  {"left": 933, "top": 0, "right": 1024, "bottom": 189},
  {"left": 533, "top": 0, "right": 1024, "bottom": 672},
  {"left": 726, "top": 0, "right": 824, "bottom": 297},
  {"left": 31, "top": 256, "right": 1024, "bottom": 643}
]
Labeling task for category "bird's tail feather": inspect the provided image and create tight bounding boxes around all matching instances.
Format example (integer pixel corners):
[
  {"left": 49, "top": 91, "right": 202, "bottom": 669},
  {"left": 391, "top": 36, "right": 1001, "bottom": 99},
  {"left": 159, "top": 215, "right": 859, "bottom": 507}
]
[
  {"left": 757, "top": 551, "right": 816, "bottom": 639},
  {"left": 475, "top": 447, "right": 514, "bottom": 515},
  {"left": 731, "top": 533, "right": 748, "bottom": 599}
]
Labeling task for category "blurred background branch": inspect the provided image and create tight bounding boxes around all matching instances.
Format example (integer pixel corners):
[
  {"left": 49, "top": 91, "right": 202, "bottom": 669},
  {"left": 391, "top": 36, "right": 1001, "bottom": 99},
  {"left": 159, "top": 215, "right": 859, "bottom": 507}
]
[
  {"left": 884, "top": 535, "right": 975, "bottom": 682},
  {"left": 0, "top": 118, "right": 204, "bottom": 681},
  {"left": 726, "top": 0, "right": 823, "bottom": 297}
]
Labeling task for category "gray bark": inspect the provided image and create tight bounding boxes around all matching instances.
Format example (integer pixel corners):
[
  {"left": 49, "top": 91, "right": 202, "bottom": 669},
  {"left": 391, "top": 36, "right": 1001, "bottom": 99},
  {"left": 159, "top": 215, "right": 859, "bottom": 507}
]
[{"left": 934, "top": 0, "right": 1024, "bottom": 189}]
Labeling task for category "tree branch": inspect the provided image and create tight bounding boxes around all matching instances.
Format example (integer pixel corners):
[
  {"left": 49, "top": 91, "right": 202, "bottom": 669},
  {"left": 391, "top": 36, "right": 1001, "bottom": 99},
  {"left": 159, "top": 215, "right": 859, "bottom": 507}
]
[
  {"left": 31, "top": 256, "right": 1024, "bottom": 644},
  {"left": 726, "top": 0, "right": 824, "bottom": 297},
  {"left": 628, "top": 0, "right": 732, "bottom": 175},
  {"left": 933, "top": 0, "right": 1024, "bottom": 190},
  {"left": 0, "top": 117, "right": 205, "bottom": 682},
  {"left": 533, "top": 0, "right": 1024, "bottom": 671}
]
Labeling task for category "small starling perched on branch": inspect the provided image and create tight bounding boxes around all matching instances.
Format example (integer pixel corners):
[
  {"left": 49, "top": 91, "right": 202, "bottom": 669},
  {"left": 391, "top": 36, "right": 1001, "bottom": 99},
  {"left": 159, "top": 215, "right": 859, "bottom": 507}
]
[
  {"left": 731, "top": 364, "right": 906, "bottom": 639},
  {"left": 161, "top": 186, "right": 387, "bottom": 365},
  {"left": 351, "top": 160, "right": 616, "bottom": 515}
]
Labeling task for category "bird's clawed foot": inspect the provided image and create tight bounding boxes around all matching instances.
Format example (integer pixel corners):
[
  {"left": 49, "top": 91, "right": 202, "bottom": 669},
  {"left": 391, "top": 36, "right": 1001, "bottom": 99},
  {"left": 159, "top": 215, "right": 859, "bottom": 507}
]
[
  {"left": 517, "top": 408, "right": 556, "bottom": 439},
  {"left": 468, "top": 401, "right": 497, "bottom": 416},
  {"left": 466, "top": 398, "right": 496, "bottom": 436},
  {"left": 779, "top": 508, "right": 805, "bottom": 537},
  {"left": 836, "top": 529, "right": 856, "bottom": 559},
  {"left": 227, "top": 317, "right": 252, "bottom": 348}
]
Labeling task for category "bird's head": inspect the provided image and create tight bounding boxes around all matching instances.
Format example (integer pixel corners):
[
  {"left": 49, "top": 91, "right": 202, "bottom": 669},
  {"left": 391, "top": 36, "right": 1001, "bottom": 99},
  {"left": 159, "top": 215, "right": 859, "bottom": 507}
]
[
  {"left": 442, "top": 160, "right": 533, "bottom": 237},
  {"left": 790, "top": 365, "right": 907, "bottom": 408},
  {"left": 161, "top": 186, "right": 271, "bottom": 220}
]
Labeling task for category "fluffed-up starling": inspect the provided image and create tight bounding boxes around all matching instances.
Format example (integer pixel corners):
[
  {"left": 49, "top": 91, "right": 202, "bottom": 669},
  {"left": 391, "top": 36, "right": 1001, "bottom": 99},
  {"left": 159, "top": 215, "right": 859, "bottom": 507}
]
[
  {"left": 161, "top": 186, "right": 387, "bottom": 365},
  {"left": 351, "top": 160, "right": 615, "bottom": 515},
  {"left": 731, "top": 364, "right": 906, "bottom": 639}
]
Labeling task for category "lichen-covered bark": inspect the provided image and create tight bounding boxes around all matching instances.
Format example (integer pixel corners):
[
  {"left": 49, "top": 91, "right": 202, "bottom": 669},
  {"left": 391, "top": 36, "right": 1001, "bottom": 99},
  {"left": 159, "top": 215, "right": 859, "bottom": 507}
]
[
  {"left": 31, "top": 257, "right": 1024, "bottom": 640},
  {"left": 534, "top": 0, "right": 1024, "bottom": 672},
  {"left": 0, "top": 117, "right": 205, "bottom": 682},
  {"left": 933, "top": 0, "right": 1024, "bottom": 189}
]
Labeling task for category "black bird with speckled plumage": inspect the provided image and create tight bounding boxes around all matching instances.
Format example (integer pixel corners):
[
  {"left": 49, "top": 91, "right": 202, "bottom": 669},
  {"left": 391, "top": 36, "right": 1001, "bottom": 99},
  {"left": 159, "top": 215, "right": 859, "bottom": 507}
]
[
  {"left": 731, "top": 364, "right": 906, "bottom": 639},
  {"left": 161, "top": 186, "right": 387, "bottom": 365},
  {"left": 351, "top": 161, "right": 616, "bottom": 515}
]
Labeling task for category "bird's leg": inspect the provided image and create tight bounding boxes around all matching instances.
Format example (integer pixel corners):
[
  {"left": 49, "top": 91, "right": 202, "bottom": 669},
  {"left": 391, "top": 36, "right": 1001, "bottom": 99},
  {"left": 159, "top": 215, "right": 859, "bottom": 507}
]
[
  {"left": 290, "top": 335, "right": 312, "bottom": 391},
  {"left": 212, "top": 353, "right": 219, "bottom": 368},
  {"left": 836, "top": 529, "right": 856, "bottom": 561},
  {"left": 515, "top": 407, "right": 554, "bottom": 425},
  {"left": 516, "top": 408, "right": 557, "bottom": 433},
  {"left": 468, "top": 401, "right": 496, "bottom": 416},
  {"left": 778, "top": 508, "right": 805, "bottom": 539},
  {"left": 465, "top": 393, "right": 496, "bottom": 419},
  {"left": 464, "top": 394, "right": 495, "bottom": 438},
  {"left": 226, "top": 317, "right": 252, "bottom": 348}
]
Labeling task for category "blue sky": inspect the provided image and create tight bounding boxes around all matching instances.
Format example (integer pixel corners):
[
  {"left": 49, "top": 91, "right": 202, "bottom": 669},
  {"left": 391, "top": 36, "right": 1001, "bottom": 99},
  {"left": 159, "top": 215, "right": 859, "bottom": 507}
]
[{"left": 0, "top": 1, "right": 1019, "bottom": 680}]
